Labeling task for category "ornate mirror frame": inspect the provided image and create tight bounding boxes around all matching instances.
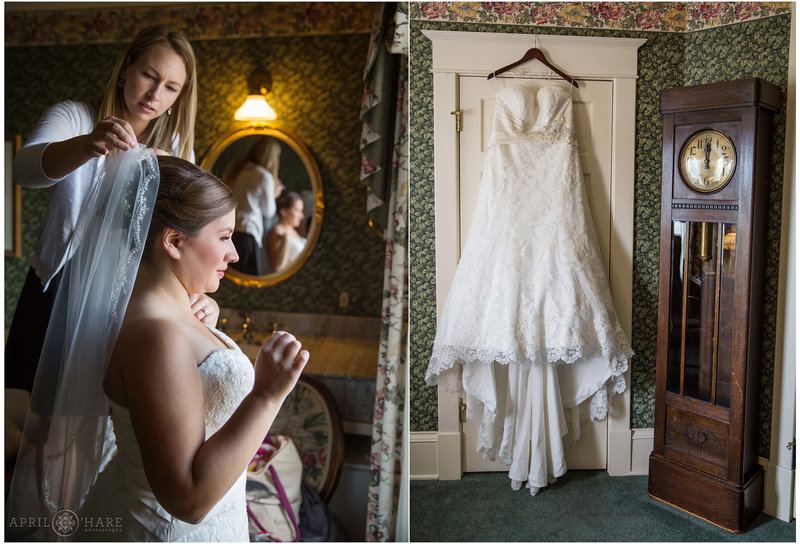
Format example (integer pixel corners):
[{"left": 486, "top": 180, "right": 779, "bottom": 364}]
[{"left": 201, "top": 125, "right": 324, "bottom": 287}]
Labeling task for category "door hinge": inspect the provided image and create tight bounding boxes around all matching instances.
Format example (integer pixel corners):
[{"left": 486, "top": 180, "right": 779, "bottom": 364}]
[
  {"left": 450, "top": 109, "right": 463, "bottom": 132},
  {"left": 787, "top": 441, "right": 795, "bottom": 451},
  {"left": 459, "top": 399, "right": 466, "bottom": 422}
]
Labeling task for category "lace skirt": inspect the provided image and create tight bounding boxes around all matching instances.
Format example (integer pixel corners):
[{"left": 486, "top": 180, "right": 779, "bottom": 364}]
[{"left": 425, "top": 220, "right": 632, "bottom": 399}]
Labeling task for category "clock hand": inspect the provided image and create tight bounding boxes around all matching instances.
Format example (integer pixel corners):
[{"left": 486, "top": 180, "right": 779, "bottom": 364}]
[{"left": 704, "top": 138, "right": 711, "bottom": 169}]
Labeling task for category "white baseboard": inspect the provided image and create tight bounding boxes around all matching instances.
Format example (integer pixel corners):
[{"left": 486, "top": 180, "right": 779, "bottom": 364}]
[
  {"left": 412, "top": 428, "right": 654, "bottom": 480},
  {"left": 436, "top": 431, "right": 463, "bottom": 480},
  {"left": 630, "top": 428, "right": 655, "bottom": 475},
  {"left": 762, "top": 457, "right": 796, "bottom": 522},
  {"left": 410, "top": 432, "right": 440, "bottom": 480},
  {"left": 608, "top": 428, "right": 653, "bottom": 476},
  {"left": 410, "top": 430, "right": 465, "bottom": 480}
]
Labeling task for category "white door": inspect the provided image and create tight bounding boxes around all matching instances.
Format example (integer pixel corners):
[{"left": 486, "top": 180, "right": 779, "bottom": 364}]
[{"left": 456, "top": 76, "right": 615, "bottom": 472}]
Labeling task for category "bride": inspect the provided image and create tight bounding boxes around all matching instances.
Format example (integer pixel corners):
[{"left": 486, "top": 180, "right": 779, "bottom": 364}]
[{"left": 6, "top": 150, "right": 308, "bottom": 541}]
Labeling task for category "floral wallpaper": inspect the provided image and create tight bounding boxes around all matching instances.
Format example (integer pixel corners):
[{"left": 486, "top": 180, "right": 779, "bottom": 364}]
[
  {"left": 410, "top": 2, "right": 791, "bottom": 31},
  {"left": 408, "top": 11, "right": 792, "bottom": 460},
  {"left": 4, "top": 3, "right": 385, "bottom": 324}
]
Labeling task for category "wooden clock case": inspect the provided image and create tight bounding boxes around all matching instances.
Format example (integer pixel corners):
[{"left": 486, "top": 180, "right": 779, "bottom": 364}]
[{"left": 648, "top": 78, "right": 782, "bottom": 533}]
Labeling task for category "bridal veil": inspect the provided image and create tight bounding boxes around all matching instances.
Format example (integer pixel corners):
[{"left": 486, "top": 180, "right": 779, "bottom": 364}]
[{"left": 6, "top": 146, "right": 159, "bottom": 540}]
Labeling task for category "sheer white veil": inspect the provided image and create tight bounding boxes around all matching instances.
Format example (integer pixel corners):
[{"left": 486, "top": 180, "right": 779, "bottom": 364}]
[{"left": 6, "top": 145, "right": 159, "bottom": 540}]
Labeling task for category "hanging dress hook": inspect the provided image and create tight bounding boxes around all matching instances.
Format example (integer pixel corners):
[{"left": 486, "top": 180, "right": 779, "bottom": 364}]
[{"left": 487, "top": 35, "right": 578, "bottom": 87}]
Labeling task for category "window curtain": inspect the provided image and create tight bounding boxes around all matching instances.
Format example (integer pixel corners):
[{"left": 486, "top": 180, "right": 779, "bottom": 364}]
[{"left": 361, "top": 2, "right": 408, "bottom": 541}]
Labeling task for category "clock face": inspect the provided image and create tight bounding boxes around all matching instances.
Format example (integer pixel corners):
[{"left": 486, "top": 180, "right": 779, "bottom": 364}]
[{"left": 678, "top": 129, "right": 737, "bottom": 193}]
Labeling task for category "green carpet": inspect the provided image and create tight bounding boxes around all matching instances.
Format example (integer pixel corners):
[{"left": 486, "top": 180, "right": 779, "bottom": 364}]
[{"left": 410, "top": 471, "right": 795, "bottom": 541}]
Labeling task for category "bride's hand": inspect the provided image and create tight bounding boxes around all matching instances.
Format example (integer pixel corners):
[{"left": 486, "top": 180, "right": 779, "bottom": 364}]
[
  {"left": 253, "top": 332, "right": 308, "bottom": 403},
  {"left": 189, "top": 293, "right": 219, "bottom": 326}
]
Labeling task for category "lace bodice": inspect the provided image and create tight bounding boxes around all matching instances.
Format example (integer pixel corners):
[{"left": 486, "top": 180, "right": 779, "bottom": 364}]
[
  {"left": 199, "top": 328, "right": 256, "bottom": 435},
  {"left": 80, "top": 327, "right": 253, "bottom": 541}
]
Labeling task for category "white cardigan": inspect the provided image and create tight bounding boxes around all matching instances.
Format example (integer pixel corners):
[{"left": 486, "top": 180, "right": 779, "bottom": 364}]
[{"left": 14, "top": 101, "right": 192, "bottom": 289}]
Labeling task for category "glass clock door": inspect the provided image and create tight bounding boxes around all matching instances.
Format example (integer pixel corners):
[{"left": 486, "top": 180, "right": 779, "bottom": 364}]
[{"left": 666, "top": 221, "right": 736, "bottom": 407}]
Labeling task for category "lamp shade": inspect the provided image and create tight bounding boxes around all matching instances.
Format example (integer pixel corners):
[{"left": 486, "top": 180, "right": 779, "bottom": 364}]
[{"left": 234, "top": 94, "right": 277, "bottom": 122}]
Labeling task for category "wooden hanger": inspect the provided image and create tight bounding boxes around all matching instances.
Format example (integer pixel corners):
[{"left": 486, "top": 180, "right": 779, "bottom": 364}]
[{"left": 487, "top": 47, "right": 579, "bottom": 88}]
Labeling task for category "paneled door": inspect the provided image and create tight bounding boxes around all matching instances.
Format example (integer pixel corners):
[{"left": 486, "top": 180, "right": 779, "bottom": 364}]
[{"left": 456, "top": 77, "right": 614, "bottom": 471}]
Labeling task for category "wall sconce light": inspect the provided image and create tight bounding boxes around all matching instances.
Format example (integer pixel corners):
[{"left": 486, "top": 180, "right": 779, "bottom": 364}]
[{"left": 234, "top": 68, "right": 277, "bottom": 122}]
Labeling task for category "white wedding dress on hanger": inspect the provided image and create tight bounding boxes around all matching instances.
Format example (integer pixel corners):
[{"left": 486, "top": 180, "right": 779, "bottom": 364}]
[{"left": 426, "top": 84, "right": 633, "bottom": 495}]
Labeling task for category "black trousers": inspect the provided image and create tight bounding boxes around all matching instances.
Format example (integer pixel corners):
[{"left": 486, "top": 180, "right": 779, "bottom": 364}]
[{"left": 5, "top": 267, "right": 61, "bottom": 392}]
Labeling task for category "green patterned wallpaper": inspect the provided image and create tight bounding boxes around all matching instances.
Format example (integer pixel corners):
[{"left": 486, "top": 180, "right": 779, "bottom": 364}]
[
  {"left": 409, "top": 15, "right": 791, "bottom": 460},
  {"left": 5, "top": 30, "right": 385, "bottom": 324}
]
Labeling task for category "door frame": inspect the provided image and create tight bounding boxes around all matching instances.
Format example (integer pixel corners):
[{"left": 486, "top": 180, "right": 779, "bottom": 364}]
[{"left": 423, "top": 30, "right": 646, "bottom": 479}]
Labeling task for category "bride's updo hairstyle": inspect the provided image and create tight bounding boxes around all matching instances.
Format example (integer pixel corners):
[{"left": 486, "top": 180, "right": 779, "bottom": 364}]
[{"left": 145, "top": 156, "right": 237, "bottom": 256}]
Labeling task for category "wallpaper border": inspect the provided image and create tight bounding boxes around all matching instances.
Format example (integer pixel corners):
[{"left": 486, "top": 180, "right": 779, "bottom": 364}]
[{"left": 410, "top": 2, "right": 792, "bottom": 33}]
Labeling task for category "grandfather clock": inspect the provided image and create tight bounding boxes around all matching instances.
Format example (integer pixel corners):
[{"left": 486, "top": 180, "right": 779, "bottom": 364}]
[{"left": 648, "top": 78, "right": 782, "bottom": 533}]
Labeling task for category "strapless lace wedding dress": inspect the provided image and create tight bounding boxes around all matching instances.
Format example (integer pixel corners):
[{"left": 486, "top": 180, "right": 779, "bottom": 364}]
[
  {"left": 426, "top": 85, "right": 633, "bottom": 495},
  {"left": 78, "top": 326, "right": 254, "bottom": 541}
]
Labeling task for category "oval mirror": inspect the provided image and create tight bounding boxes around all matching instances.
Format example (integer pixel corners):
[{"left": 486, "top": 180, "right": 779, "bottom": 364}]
[{"left": 201, "top": 126, "right": 323, "bottom": 287}]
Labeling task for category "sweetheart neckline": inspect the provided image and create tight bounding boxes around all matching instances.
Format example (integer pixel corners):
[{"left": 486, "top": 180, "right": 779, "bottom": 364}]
[
  {"left": 196, "top": 325, "right": 242, "bottom": 368},
  {"left": 197, "top": 344, "right": 246, "bottom": 368}
]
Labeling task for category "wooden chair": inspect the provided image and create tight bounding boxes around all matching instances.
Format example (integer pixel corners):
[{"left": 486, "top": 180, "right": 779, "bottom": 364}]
[{"left": 269, "top": 374, "right": 344, "bottom": 502}]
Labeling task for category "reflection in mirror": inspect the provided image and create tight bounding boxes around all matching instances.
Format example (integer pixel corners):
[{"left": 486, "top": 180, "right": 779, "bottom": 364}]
[
  {"left": 201, "top": 127, "right": 322, "bottom": 287},
  {"left": 219, "top": 136, "right": 282, "bottom": 276},
  {"left": 267, "top": 190, "right": 307, "bottom": 273}
]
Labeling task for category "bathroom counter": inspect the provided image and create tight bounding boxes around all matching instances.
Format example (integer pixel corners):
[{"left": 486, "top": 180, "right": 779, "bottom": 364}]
[
  {"left": 219, "top": 309, "right": 381, "bottom": 427},
  {"left": 230, "top": 332, "right": 378, "bottom": 379},
  {"left": 225, "top": 332, "right": 379, "bottom": 379}
]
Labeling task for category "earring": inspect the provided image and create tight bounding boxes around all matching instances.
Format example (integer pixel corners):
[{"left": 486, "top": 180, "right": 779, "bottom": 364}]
[
  {"left": 167, "top": 107, "right": 172, "bottom": 116},
  {"left": 118, "top": 77, "right": 125, "bottom": 88}
]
